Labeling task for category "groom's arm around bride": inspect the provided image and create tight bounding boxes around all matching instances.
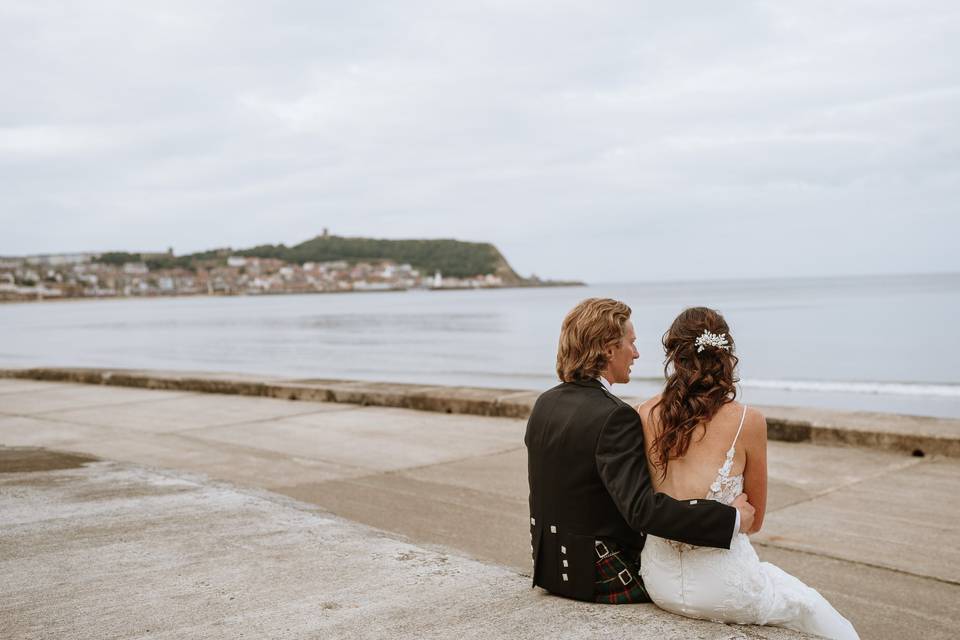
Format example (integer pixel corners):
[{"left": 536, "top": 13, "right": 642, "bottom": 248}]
[{"left": 525, "top": 298, "right": 754, "bottom": 603}]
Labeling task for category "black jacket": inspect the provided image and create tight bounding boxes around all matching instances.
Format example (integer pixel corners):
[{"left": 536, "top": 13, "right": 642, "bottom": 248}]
[{"left": 524, "top": 379, "right": 737, "bottom": 601}]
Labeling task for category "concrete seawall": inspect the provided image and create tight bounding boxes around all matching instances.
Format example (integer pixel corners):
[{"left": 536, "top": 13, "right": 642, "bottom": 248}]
[{"left": 4, "top": 367, "right": 958, "bottom": 457}]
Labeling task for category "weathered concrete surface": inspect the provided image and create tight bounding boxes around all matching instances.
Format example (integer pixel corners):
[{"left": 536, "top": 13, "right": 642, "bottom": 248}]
[
  {"left": 4, "top": 367, "right": 959, "bottom": 456},
  {"left": 0, "top": 445, "right": 98, "bottom": 472},
  {"left": 0, "top": 452, "right": 805, "bottom": 640},
  {"left": 753, "top": 457, "right": 960, "bottom": 584},
  {"left": 752, "top": 546, "right": 958, "bottom": 639},
  {"left": 3, "top": 379, "right": 960, "bottom": 639}
]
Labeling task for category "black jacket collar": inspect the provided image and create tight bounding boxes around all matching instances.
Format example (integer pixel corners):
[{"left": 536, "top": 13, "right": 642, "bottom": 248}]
[
  {"left": 569, "top": 378, "right": 625, "bottom": 405},
  {"left": 570, "top": 378, "right": 604, "bottom": 390}
]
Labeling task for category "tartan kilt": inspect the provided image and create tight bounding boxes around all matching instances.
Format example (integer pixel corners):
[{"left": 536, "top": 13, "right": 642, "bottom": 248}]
[{"left": 593, "top": 539, "right": 651, "bottom": 604}]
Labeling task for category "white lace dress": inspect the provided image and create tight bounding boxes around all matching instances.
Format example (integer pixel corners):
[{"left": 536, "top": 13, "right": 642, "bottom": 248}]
[{"left": 640, "top": 407, "right": 859, "bottom": 640}]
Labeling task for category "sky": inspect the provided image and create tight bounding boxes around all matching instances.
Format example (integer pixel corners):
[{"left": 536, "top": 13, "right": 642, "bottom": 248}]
[{"left": 2, "top": 1, "right": 958, "bottom": 282}]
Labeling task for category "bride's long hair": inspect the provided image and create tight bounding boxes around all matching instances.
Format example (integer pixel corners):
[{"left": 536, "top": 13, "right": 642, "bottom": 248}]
[{"left": 650, "top": 307, "right": 739, "bottom": 479}]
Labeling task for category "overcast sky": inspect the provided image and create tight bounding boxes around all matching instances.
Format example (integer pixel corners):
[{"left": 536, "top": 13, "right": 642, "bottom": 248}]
[{"left": 2, "top": 1, "right": 958, "bottom": 282}]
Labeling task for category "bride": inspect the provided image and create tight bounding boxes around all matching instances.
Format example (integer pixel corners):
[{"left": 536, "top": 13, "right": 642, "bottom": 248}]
[{"left": 636, "top": 307, "right": 859, "bottom": 640}]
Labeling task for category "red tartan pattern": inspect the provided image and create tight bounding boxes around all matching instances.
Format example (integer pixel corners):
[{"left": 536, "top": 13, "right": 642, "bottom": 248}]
[{"left": 593, "top": 541, "right": 650, "bottom": 604}]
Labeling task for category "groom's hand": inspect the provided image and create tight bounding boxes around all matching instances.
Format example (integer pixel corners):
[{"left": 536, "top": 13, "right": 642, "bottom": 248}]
[{"left": 732, "top": 493, "right": 755, "bottom": 533}]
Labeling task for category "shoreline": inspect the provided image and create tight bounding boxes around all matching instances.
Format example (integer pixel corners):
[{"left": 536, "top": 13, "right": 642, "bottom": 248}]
[
  {"left": 3, "top": 366, "right": 958, "bottom": 457},
  {"left": 0, "top": 281, "right": 587, "bottom": 305}
]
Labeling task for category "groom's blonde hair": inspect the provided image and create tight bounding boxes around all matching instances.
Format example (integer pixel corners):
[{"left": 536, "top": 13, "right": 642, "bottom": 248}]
[{"left": 556, "top": 298, "right": 632, "bottom": 382}]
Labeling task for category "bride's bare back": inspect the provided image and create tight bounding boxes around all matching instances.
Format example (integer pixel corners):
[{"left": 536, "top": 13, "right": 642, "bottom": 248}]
[{"left": 637, "top": 397, "right": 767, "bottom": 533}]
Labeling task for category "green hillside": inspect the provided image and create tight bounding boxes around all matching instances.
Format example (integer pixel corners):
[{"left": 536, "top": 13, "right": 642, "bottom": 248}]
[{"left": 234, "top": 235, "right": 523, "bottom": 282}]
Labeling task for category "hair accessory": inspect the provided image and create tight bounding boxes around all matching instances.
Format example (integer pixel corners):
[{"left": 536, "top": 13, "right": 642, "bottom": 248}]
[{"left": 695, "top": 330, "right": 730, "bottom": 353}]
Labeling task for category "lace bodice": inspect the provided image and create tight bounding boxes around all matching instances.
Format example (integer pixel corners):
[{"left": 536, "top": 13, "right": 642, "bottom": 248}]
[
  {"left": 707, "top": 473, "right": 743, "bottom": 506},
  {"left": 705, "top": 405, "right": 747, "bottom": 506}
]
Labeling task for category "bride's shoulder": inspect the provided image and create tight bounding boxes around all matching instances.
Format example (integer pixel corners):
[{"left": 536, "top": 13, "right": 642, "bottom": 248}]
[
  {"left": 734, "top": 403, "right": 768, "bottom": 442},
  {"left": 725, "top": 400, "right": 764, "bottom": 420},
  {"left": 744, "top": 403, "right": 766, "bottom": 423},
  {"left": 633, "top": 397, "right": 661, "bottom": 445},
  {"left": 634, "top": 395, "right": 662, "bottom": 416},
  {"left": 634, "top": 396, "right": 662, "bottom": 437}
]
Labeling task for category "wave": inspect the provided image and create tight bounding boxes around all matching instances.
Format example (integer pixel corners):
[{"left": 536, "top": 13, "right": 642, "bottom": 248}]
[
  {"left": 739, "top": 378, "right": 960, "bottom": 398},
  {"left": 470, "top": 371, "right": 960, "bottom": 398},
  {"left": 350, "top": 367, "right": 960, "bottom": 399},
  {"left": 632, "top": 375, "right": 960, "bottom": 398}
]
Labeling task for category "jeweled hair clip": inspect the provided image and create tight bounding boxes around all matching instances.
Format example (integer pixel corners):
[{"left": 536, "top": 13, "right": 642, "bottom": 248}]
[{"left": 695, "top": 330, "right": 730, "bottom": 353}]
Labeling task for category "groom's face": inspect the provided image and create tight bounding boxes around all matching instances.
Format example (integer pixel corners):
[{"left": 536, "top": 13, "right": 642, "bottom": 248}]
[{"left": 604, "top": 319, "right": 639, "bottom": 384}]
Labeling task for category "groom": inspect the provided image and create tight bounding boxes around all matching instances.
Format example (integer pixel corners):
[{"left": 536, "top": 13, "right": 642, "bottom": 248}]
[{"left": 525, "top": 297, "right": 754, "bottom": 603}]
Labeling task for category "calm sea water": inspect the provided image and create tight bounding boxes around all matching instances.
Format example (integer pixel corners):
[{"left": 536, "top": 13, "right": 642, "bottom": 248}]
[{"left": 2, "top": 273, "right": 959, "bottom": 418}]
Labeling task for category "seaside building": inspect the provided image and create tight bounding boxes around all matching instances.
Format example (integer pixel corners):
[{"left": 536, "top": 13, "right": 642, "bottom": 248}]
[
  {"left": 123, "top": 262, "right": 149, "bottom": 276},
  {"left": 0, "top": 249, "right": 513, "bottom": 301},
  {"left": 24, "top": 253, "right": 94, "bottom": 266}
]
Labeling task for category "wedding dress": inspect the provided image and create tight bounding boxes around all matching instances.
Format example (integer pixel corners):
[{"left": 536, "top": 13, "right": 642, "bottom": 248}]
[{"left": 640, "top": 406, "right": 859, "bottom": 640}]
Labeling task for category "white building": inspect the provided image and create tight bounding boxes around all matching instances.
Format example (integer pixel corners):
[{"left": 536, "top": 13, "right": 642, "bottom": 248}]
[
  {"left": 123, "top": 262, "right": 148, "bottom": 275},
  {"left": 26, "top": 253, "right": 94, "bottom": 266}
]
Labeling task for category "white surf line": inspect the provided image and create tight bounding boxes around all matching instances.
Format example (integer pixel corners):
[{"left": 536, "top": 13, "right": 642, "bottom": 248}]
[{"left": 741, "top": 379, "right": 960, "bottom": 398}]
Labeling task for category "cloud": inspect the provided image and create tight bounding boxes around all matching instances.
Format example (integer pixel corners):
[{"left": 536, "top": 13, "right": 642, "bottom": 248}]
[{"left": 1, "top": 0, "right": 958, "bottom": 280}]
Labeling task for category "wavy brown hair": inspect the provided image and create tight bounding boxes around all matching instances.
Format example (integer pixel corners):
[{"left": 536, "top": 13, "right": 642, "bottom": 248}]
[
  {"left": 556, "top": 298, "right": 631, "bottom": 382},
  {"left": 650, "top": 307, "right": 739, "bottom": 478}
]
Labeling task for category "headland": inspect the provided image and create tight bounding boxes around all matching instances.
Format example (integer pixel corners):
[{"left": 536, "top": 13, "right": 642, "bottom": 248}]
[{"left": 0, "top": 234, "right": 584, "bottom": 302}]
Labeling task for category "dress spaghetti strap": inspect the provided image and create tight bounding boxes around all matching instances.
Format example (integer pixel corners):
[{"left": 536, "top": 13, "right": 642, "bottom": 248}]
[
  {"left": 729, "top": 405, "right": 748, "bottom": 454},
  {"left": 710, "top": 405, "right": 748, "bottom": 493}
]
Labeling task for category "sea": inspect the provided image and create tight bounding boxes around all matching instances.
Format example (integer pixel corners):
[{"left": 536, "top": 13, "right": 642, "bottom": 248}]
[{"left": 2, "top": 273, "right": 959, "bottom": 419}]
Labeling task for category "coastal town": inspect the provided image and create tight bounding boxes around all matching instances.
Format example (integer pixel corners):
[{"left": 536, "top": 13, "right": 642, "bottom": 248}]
[{"left": 0, "top": 251, "right": 506, "bottom": 302}]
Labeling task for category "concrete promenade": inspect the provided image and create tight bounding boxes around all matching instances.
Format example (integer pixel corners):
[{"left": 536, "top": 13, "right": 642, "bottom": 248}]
[
  {"left": 5, "top": 367, "right": 960, "bottom": 457},
  {"left": 2, "top": 375, "right": 959, "bottom": 638}
]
